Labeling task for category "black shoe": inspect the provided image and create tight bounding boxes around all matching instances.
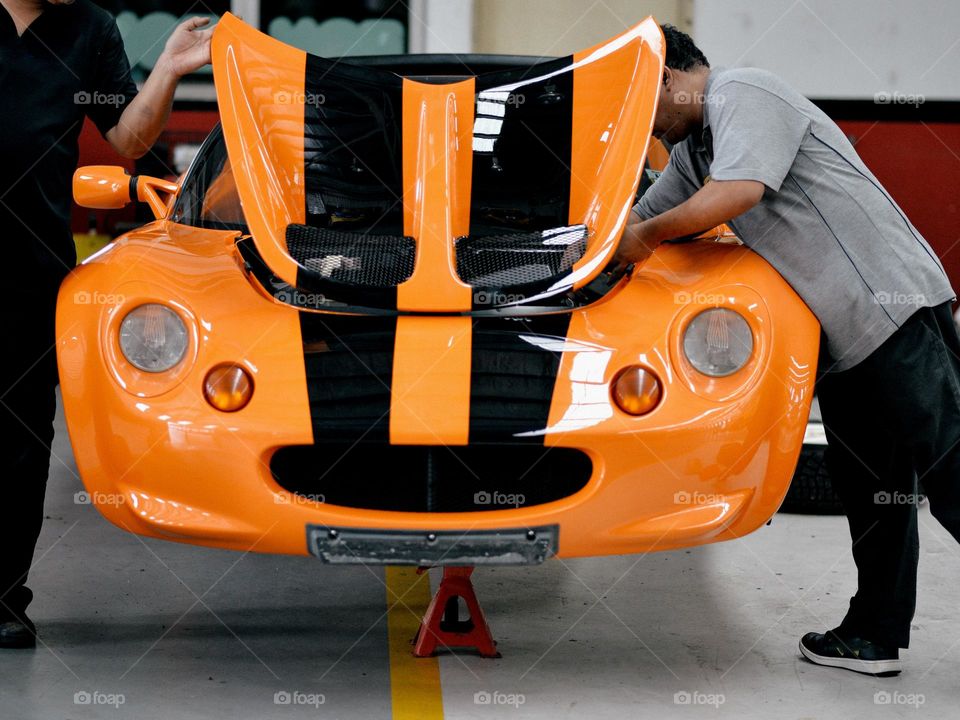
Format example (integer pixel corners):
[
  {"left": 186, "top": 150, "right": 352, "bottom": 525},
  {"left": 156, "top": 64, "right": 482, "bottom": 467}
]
[
  {"left": 799, "top": 630, "right": 901, "bottom": 676},
  {"left": 0, "top": 615, "right": 37, "bottom": 649}
]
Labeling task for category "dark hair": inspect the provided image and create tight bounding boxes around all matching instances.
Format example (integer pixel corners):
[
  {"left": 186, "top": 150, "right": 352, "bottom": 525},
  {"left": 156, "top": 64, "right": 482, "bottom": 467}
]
[{"left": 661, "top": 24, "right": 709, "bottom": 70}]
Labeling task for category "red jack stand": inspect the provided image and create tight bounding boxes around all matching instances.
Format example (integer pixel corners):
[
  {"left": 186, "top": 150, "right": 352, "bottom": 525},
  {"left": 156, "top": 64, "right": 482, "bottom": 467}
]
[{"left": 413, "top": 566, "right": 501, "bottom": 658}]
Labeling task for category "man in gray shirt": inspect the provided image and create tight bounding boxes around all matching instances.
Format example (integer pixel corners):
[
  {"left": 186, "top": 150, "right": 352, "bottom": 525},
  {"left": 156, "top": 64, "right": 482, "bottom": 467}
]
[{"left": 619, "top": 25, "right": 960, "bottom": 676}]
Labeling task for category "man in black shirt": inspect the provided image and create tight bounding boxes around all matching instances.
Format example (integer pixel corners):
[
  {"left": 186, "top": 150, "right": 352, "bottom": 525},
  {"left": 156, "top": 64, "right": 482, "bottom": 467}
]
[{"left": 0, "top": 0, "right": 213, "bottom": 648}]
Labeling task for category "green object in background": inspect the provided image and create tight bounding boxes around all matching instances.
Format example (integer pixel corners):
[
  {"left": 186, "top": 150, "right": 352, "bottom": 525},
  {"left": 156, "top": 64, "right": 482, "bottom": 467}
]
[
  {"left": 267, "top": 16, "right": 405, "bottom": 56},
  {"left": 116, "top": 12, "right": 218, "bottom": 77},
  {"left": 114, "top": 12, "right": 404, "bottom": 79},
  {"left": 74, "top": 231, "right": 112, "bottom": 264}
]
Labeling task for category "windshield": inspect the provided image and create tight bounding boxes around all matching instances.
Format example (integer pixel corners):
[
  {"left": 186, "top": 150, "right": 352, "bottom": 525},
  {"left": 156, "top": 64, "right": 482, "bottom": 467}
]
[{"left": 170, "top": 125, "right": 247, "bottom": 232}]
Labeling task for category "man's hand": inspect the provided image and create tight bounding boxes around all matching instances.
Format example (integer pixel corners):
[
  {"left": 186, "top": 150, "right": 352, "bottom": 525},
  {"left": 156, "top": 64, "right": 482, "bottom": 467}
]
[
  {"left": 106, "top": 18, "right": 214, "bottom": 158},
  {"left": 157, "top": 17, "right": 214, "bottom": 79},
  {"left": 614, "top": 179, "right": 764, "bottom": 268},
  {"left": 614, "top": 210, "right": 658, "bottom": 268}
]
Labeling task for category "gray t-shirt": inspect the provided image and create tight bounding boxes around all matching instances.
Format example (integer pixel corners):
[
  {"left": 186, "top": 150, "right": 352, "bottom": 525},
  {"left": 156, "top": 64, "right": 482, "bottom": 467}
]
[{"left": 635, "top": 67, "right": 955, "bottom": 371}]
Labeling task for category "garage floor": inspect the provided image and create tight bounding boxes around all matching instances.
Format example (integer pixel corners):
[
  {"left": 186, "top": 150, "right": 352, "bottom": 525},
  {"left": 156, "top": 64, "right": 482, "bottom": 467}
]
[{"left": 2, "top": 399, "right": 958, "bottom": 719}]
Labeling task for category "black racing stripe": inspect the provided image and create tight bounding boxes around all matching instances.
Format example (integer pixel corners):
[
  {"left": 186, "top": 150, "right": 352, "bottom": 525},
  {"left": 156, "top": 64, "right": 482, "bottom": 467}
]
[
  {"left": 468, "top": 313, "right": 574, "bottom": 444},
  {"left": 467, "top": 56, "right": 575, "bottom": 309},
  {"left": 298, "top": 313, "right": 397, "bottom": 443},
  {"left": 303, "top": 54, "right": 405, "bottom": 235},
  {"left": 298, "top": 54, "right": 406, "bottom": 310},
  {"left": 470, "top": 56, "right": 575, "bottom": 239}
]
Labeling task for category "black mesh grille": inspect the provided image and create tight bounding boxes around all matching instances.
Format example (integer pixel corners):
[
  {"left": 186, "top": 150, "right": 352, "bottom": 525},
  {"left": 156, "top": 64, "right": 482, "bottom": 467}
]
[
  {"left": 286, "top": 224, "right": 415, "bottom": 288},
  {"left": 456, "top": 225, "right": 588, "bottom": 289}
]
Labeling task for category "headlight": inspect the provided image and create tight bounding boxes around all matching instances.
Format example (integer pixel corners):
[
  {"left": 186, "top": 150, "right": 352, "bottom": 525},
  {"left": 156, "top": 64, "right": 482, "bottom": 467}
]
[
  {"left": 119, "top": 304, "right": 188, "bottom": 373},
  {"left": 682, "top": 308, "right": 753, "bottom": 377}
]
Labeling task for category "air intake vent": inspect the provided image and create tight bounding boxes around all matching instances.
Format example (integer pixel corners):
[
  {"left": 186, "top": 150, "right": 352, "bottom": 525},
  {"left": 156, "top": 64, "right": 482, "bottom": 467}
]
[
  {"left": 456, "top": 224, "right": 588, "bottom": 289},
  {"left": 271, "top": 444, "right": 592, "bottom": 512},
  {"left": 286, "top": 224, "right": 415, "bottom": 288}
]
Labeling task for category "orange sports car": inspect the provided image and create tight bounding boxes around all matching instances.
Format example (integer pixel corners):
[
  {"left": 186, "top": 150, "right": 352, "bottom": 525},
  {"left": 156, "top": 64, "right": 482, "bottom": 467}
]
[{"left": 57, "top": 14, "right": 819, "bottom": 566}]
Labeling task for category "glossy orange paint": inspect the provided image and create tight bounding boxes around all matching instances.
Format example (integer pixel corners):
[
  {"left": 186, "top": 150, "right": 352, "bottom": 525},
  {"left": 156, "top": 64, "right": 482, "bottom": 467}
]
[
  {"left": 215, "top": 14, "right": 664, "bottom": 309},
  {"left": 397, "top": 79, "right": 476, "bottom": 312},
  {"left": 565, "top": 19, "right": 665, "bottom": 291},
  {"left": 73, "top": 166, "right": 132, "bottom": 209},
  {"left": 212, "top": 13, "right": 306, "bottom": 289},
  {"left": 134, "top": 175, "right": 180, "bottom": 220},
  {"left": 390, "top": 316, "right": 473, "bottom": 445},
  {"left": 57, "top": 223, "right": 818, "bottom": 557},
  {"left": 58, "top": 16, "right": 821, "bottom": 560}
]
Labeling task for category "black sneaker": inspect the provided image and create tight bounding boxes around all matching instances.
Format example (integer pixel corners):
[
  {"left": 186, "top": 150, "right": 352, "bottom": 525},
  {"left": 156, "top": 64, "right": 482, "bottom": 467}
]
[
  {"left": 799, "top": 630, "right": 901, "bottom": 676},
  {"left": 0, "top": 614, "right": 37, "bottom": 649}
]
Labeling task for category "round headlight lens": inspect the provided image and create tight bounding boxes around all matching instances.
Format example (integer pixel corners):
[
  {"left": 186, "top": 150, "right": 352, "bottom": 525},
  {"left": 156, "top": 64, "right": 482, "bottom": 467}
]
[
  {"left": 119, "top": 304, "right": 188, "bottom": 373},
  {"left": 683, "top": 308, "right": 753, "bottom": 377}
]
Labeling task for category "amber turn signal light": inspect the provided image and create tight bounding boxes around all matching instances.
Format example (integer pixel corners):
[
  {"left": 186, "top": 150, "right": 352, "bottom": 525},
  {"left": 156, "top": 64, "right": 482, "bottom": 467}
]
[
  {"left": 204, "top": 364, "right": 253, "bottom": 412},
  {"left": 611, "top": 365, "right": 662, "bottom": 416}
]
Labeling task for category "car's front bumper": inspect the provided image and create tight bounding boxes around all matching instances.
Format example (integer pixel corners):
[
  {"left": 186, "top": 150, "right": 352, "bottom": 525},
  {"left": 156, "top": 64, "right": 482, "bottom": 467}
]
[{"left": 57, "top": 231, "right": 820, "bottom": 561}]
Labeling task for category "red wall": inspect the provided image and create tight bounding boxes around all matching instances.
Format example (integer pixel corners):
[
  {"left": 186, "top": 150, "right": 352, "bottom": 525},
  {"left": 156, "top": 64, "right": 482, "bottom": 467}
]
[
  {"left": 837, "top": 120, "right": 960, "bottom": 293},
  {"left": 72, "top": 110, "right": 219, "bottom": 235}
]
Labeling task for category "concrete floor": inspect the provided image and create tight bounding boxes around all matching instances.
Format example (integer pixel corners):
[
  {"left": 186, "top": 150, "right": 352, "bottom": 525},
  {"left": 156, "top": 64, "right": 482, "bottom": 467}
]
[{"left": 2, "top": 399, "right": 958, "bottom": 719}]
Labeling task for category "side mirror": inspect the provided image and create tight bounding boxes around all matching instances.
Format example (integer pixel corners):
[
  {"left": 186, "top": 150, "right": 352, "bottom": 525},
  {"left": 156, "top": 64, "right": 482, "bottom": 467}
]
[{"left": 73, "top": 166, "right": 179, "bottom": 220}]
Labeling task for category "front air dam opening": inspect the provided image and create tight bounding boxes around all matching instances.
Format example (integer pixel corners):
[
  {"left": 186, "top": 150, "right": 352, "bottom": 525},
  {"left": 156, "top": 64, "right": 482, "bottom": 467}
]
[{"left": 270, "top": 444, "right": 592, "bottom": 512}]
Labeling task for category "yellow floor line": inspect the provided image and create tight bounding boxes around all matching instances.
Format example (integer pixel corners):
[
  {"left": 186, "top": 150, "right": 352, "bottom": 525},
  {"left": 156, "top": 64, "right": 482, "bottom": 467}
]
[{"left": 386, "top": 567, "right": 445, "bottom": 719}]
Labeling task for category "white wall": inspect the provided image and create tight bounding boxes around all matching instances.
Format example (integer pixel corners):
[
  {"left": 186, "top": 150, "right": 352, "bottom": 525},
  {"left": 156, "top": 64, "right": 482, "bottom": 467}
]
[
  {"left": 408, "top": 0, "right": 475, "bottom": 53},
  {"left": 692, "top": 0, "right": 960, "bottom": 100},
  {"left": 473, "top": 0, "right": 689, "bottom": 56}
]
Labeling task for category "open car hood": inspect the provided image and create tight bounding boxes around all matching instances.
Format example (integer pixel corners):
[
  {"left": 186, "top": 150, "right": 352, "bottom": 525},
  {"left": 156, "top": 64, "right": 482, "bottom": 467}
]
[{"left": 211, "top": 13, "right": 664, "bottom": 312}]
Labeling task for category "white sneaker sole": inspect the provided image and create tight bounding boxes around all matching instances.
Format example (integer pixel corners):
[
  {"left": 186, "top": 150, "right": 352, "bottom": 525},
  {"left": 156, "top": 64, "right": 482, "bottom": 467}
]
[{"left": 799, "top": 640, "right": 902, "bottom": 676}]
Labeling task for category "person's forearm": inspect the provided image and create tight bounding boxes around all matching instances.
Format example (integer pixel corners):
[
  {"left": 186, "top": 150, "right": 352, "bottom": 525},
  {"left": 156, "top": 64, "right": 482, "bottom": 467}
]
[
  {"left": 105, "top": 57, "right": 180, "bottom": 159},
  {"left": 615, "top": 180, "right": 764, "bottom": 267},
  {"left": 103, "top": 17, "right": 213, "bottom": 158},
  {"left": 641, "top": 179, "right": 763, "bottom": 245}
]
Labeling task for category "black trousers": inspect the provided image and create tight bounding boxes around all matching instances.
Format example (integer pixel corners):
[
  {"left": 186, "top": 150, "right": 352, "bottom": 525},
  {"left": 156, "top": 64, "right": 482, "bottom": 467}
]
[
  {"left": 0, "top": 281, "right": 60, "bottom": 620},
  {"left": 817, "top": 301, "right": 960, "bottom": 648}
]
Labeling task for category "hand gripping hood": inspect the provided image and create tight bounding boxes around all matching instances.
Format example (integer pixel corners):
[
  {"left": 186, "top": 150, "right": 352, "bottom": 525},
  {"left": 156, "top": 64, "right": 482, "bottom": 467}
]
[{"left": 212, "top": 13, "right": 664, "bottom": 313}]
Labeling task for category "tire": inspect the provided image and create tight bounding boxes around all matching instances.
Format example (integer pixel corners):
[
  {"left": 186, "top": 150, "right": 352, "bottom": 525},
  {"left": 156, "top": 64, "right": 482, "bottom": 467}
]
[{"left": 779, "top": 443, "right": 845, "bottom": 515}]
